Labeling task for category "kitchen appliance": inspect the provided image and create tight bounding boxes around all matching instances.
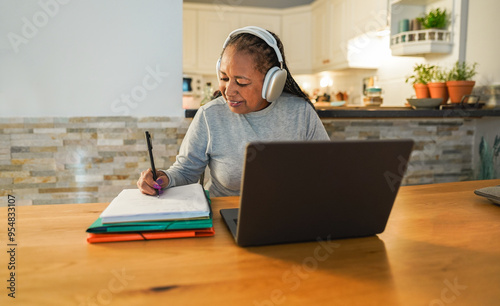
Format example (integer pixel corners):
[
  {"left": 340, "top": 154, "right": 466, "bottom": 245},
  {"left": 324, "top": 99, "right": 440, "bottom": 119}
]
[
  {"left": 182, "top": 74, "right": 203, "bottom": 96},
  {"left": 182, "top": 74, "right": 204, "bottom": 109},
  {"left": 183, "top": 77, "right": 192, "bottom": 93}
]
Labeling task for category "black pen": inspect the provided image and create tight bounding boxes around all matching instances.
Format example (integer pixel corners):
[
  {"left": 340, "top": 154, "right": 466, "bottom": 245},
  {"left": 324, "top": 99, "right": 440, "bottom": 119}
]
[{"left": 145, "top": 131, "right": 159, "bottom": 198}]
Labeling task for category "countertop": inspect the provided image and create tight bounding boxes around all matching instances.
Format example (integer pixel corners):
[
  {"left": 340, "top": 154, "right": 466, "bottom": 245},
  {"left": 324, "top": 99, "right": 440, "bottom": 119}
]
[
  {"left": 185, "top": 105, "right": 500, "bottom": 119},
  {"left": 5, "top": 179, "right": 500, "bottom": 305}
]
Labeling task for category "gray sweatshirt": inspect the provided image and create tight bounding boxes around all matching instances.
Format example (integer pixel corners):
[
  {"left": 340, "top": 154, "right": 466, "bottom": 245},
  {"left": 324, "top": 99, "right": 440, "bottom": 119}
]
[{"left": 164, "top": 93, "right": 330, "bottom": 197}]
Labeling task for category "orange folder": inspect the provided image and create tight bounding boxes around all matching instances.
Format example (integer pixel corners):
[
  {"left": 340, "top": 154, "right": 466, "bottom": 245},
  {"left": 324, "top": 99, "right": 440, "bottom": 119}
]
[{"left": 87, "top": 227, "right": 215, "bottom": 243}]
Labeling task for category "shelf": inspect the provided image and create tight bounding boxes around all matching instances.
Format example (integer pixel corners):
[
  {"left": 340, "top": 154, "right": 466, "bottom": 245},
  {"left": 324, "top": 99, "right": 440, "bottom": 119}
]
[
  {"left": 390, "top": 29, "right": 452, "bottom": 55},
  {"left": 392, "top": 0, "right": 442, "bottom": 5},
  {"left": 390, "top": 0, "right": 454, "bottom": 56}
]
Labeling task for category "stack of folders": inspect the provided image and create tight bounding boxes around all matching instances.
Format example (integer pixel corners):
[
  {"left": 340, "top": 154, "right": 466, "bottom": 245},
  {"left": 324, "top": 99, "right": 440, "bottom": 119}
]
[{"left": 86, "top": 183, "right": 214, "bottom": 243}]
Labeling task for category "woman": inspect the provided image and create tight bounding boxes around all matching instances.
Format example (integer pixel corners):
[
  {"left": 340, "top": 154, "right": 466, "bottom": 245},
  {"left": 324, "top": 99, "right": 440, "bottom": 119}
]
[{"left": 137, "top": 26, "right": 329, "bottom": 197}]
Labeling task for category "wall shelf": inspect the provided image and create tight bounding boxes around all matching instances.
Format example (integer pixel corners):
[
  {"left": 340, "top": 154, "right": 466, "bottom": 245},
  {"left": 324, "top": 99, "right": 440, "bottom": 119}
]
[
  {"left": 390, "top": 29, "right": 453, "bottom": 55},
  {"left": 390, "top": 0, "right": 454, "bottom": 56}
]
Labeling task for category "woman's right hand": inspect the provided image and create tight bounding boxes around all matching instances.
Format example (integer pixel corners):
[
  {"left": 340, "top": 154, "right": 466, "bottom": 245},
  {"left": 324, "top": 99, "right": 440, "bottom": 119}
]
[{"left": 137, "top": 169, "right": 169, "bottom": 196}]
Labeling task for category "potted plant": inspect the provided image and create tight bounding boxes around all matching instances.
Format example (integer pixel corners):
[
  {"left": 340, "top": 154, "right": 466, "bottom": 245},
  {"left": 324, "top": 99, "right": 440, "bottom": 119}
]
[
  {"left": 417, "top": 8, "right": 449, "bottom": 40},
  {"left": 428, "top": 65, "right": 449, "bottom": 104},
  {"left": 406, "top": 63, "right": 435, "bottom": 99},
  {"left": 446, "top": 61, "right": 478, "bottom": 103}
]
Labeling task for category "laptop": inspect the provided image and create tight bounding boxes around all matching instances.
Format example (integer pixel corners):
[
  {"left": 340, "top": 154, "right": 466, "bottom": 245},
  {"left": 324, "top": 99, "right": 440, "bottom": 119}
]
[{"left": 220, "top": 139, "right": 414, "bottom": 247}]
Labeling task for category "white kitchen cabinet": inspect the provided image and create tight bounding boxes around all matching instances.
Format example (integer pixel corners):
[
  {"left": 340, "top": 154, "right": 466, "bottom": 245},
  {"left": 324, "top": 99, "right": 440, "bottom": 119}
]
[
  {"left": 312, "top": 0, "right": 358, "bottom": 71},
  {"left": 183, "top": 3, "right": 282, "bottom": 75},
  {"left": 350, "top": 0, "right": 387, "bottom": 38},
  {"left": 281, "top": 7, "right": 312, "bottom": 74},
  {"left": 183, "top": 8, "right": 198, "bottom": 73},
  {"left": 183, "top": 1, "right": 382, "bottom": 75},
  {"left": 237, "top": 12, "right": 281, "bottom": 36},
  {"left": 311, "top": 0, "right": 331, "bottom": 70},
  {"left": 329, "top": 0, "right": 350, "bottom": 68},
  {"left": 196, "top": 10, "right": 239, "bottom": 74}
]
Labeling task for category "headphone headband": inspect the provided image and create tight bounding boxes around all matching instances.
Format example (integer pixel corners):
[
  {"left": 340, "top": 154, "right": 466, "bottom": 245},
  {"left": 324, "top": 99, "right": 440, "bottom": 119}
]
[{"left": 222, "top": 26, "right": 284, "bottom": 64}]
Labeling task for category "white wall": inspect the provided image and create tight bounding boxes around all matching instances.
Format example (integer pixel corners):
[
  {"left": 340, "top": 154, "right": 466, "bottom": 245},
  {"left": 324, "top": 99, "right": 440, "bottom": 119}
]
[
  {"left": 467, "top": 0, "right": 500, "bottom": 87},
  {"left": 0, "top": 0, "right": 183, "bottom": 117}
]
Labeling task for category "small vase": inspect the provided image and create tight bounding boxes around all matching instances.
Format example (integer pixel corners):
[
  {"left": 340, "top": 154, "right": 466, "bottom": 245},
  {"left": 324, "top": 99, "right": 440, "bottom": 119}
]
[
  {"left": 446, "top": 80, "right": 475, "bottom": 103},
  {"left": 428, "top": 82, "right": 449, "bottom": 104},
  {"left": 414, "top": 83, "right": 430, "bottom": 99}
]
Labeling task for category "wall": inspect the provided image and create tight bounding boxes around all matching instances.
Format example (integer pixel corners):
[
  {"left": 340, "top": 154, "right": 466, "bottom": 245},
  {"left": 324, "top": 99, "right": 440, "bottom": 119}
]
[
  {"left": 0, "top": 0, "right": 183, "bottom": 117},
  {"left": 323, "top": 117, "right": 476, "bottom": 184},
  {"left": 467, "top": 0, "right": 500, "bottom": 87},
  {"left": 1, "top": 116, "right": 482, "bottom": 206},
  {"left": 0, "top": 116, "right": 190, "bottom": 205},
  {"left": 469, "top": 0, "right": 500, "bottom": 180}
]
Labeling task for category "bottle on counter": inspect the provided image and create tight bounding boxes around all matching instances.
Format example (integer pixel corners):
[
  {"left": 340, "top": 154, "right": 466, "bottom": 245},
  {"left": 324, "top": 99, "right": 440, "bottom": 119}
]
[{"left": 200, "top": 82, "right": 213, "bottom": 106}]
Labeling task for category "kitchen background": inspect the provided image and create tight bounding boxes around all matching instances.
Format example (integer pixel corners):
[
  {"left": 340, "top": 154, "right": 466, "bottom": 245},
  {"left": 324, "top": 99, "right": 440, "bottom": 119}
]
[
  {"left": 182, "top": 0, "right": 499, "bottom": 107},
  {"left": 1, "top": 0, "right": 499, "bottom": 206}
]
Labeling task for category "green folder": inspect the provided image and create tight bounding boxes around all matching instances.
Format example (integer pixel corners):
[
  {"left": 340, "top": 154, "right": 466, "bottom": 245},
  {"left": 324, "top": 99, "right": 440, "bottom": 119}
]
[{"left": 86, "top": 216, "right": 213, "bottom": 233}]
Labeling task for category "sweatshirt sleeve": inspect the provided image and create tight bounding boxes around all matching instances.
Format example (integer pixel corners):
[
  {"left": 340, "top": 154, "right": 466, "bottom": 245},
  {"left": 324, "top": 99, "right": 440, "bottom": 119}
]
[{"left": 163, "top": 108, "right": 210, "bottom": 188}]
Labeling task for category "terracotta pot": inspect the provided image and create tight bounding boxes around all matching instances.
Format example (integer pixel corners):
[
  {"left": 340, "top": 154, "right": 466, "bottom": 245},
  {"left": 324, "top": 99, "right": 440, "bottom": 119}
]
[
  {"left": 428, "top": 82, "right": 449, "bottom": 104},
  {"left": 414, "top": 83, "right": 430, "bottom": 99},
  {"left": 446, "top": 80, "right": 475, "bottom": 103}
]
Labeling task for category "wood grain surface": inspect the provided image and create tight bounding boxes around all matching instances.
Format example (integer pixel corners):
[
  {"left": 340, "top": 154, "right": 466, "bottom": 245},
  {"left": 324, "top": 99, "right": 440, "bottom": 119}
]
[{"left": 1, "top": 179, "right": 499, "bottom": 305}]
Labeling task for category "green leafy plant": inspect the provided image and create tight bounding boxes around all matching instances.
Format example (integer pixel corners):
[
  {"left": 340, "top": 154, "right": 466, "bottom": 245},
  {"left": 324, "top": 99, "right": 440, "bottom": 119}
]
[
  {"left": 405, "top": 63, "right": 436, "bottom": 85},
  {"left": 431, "top": 66, "right": 448, "bottom": 82},
  {"left": 417, "top": 8, "right": 449, "bottom": 29},
  {"left": 447, "top": 61, "right": 478, "bottom": 81},
  {"left": 478, "top": 135, "right": 500, "bottom": 180}
]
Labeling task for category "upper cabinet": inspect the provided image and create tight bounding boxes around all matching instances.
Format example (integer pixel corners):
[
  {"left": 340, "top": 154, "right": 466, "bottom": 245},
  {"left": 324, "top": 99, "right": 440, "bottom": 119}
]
[
  {"left": 183, "top": 3, "right": 281, "bottom": 75},
  {"left": 195, "top": 10, "right": 239, "bottom": 74},
  {"left": 350, "top": 0, "right": 387, "bottom": 37},
  {"left": 311, "top": 0, "right": 385, "bottom": 72},
  {"left": 182, "top": 8, "right": 198, "bottom": 73},
  {"left": 183, "top": 0, "right": 388, "bottom": 75},
  {"left": 329, "top": 0, "right": 351, "bottom": 68},
  {"left": 282, "top": 7, "right": 312, "bottom": 75},
  {"left": 312, "top": 0, "right": 353, "bottom": 71},
  {"left": 311, "top": 0, "right": 331, "bottom": 70},
  {"left": 389, "top": 0, "right": 454, "bottom": 56},
  {"left": 238, "top": 12, "right": 281, "bottom": 35}
]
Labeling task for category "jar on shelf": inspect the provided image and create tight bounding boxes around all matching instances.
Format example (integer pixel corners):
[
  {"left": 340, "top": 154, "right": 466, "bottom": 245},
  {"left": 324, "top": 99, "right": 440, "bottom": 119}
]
[{"left": 363, "top": 87, "right": 383, "bottom": 106}]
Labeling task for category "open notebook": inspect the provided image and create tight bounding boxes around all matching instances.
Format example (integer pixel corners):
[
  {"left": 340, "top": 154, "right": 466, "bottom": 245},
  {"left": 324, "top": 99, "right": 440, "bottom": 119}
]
[{"left": 99, "top": 183, "right": 210, "bottom": 224}]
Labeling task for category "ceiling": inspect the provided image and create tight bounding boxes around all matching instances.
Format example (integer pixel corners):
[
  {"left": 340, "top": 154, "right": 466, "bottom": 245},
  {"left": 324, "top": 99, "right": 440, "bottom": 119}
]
[{"left": 183, "top": 0, "right": 315, "bottom": 9}]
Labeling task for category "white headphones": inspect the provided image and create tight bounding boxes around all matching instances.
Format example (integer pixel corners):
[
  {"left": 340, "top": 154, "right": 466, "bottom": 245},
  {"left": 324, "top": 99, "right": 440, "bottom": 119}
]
[{"left": 216, "top": 26, "right": 287, "bottom": 102}]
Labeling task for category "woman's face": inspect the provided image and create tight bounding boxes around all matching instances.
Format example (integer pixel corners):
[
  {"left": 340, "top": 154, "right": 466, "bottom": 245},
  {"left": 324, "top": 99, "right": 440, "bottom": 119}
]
[{"left": 218, "top": 46, "right": 269, "bottom": 114}]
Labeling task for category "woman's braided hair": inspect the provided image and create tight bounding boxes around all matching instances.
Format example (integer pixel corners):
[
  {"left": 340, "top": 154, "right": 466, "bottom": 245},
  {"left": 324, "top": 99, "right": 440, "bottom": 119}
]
[{"left": 220, "top": 30, "right": 314, "bottom": 108}]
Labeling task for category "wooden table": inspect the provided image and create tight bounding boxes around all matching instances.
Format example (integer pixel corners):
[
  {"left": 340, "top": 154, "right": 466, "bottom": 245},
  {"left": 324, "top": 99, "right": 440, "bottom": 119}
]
[{"left": 2, "top": 179, "right": 500, "bottom": 305}]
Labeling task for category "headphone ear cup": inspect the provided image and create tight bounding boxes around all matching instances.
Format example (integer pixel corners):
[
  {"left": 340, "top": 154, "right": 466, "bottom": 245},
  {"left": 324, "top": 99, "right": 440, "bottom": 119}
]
[
  {"left": 216, "top": 58, "right": 221, "bottom": 79},
  {"left": 262, "top": 67, "right": 287, "bottom": 102}
]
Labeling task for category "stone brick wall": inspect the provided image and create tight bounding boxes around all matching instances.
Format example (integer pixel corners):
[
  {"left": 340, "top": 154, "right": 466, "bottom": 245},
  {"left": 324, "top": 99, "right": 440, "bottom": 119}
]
[
  {"left": 0, "top": 117, "right": 191, "bottom": 206},
  {"left": 321, "top": 118, "right": 475, "bottom": 185},
  {"left": 0, "top": 116, "right": 476, "bottom": 206}
]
